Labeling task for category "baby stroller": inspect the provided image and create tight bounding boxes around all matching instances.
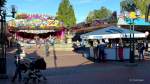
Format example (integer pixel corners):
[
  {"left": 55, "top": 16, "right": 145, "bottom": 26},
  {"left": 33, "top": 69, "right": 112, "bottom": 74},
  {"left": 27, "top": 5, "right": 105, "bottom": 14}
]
[{"left": 21, "top": 57, "right": 47, "bottom": 84}]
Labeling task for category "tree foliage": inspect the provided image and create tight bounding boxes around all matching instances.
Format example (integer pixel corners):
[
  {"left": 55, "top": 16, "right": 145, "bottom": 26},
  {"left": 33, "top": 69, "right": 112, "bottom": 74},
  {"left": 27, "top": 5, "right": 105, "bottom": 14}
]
[
  {"left": 120, "top": 0, "right": 136, "bottom": 12},
  {"left": 56, "top": 0, "right": 76, "bottom": 28},
  {"left": 86, "top": 6, "right": 112, "bottom": 22},
  {"left": 0, "top": 0, "right": 6, "bottom": 7},
  {"left": 68, "top": 5, "right": 76, "bottom": 26},
  {"left": 133, "top": 0, "right": 150, "bottom": 14},
  {"left": 120, "top": 0, "right": 150, "bottom": 14}
]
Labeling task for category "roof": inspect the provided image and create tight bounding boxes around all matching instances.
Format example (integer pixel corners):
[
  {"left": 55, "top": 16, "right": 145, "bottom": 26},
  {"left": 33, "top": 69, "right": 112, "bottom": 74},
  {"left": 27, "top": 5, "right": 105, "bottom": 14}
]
[{"left": 81, "top": 26, "right": 146, "bottom": 39}]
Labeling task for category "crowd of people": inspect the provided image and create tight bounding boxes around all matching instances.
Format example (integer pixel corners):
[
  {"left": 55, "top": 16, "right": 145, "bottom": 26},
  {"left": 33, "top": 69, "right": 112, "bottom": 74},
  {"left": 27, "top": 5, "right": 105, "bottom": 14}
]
[
  {"left": 73, "top": 39, "right": 149, "bottom": 62},
  {"left": 73, "top": 39, "right": 109, "bottom": 62}
]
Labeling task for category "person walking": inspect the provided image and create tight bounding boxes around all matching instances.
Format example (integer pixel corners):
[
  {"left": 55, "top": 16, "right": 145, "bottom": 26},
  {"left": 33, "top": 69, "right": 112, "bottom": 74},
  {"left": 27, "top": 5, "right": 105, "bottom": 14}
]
[
  {"left": 50, "top": 36, "right": 55, "bottom": 46},
  {"left": 118, "top": 39, "right": 124, "bottom": 61},
  {"left": 45, "top": 39, "right": 50, "bottom": 57},
  {"left": 138, "top": 42, "right": 145, "bottom": 61},
  {"left": 12, "top": 44, "right": 23, "bottom": 82},
  {"left": 94, "top": 40, "right": 99, "bottom": 62}
]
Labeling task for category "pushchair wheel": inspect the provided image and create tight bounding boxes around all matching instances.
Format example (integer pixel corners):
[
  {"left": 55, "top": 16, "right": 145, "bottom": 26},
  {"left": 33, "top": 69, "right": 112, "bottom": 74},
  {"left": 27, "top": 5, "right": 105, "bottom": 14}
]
[
  {"left": 43, "top": 76, "right": 47, "bottom": 80},
  {"left": 24, "top": 77, "right": 30, "bottom": 84}
]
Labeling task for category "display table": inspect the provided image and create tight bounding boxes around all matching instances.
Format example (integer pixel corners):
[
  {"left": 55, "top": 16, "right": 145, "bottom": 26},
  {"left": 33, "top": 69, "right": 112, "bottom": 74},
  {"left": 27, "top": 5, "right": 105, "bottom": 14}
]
[
  {"left": 104, "top": 48, "right": 130, "bottom": 60},
  {"left": 85, "top": 47, "right": 130, "bottom": 60},
  {"left": 104, "top": 48, "right": 116, "bottom": 60}
]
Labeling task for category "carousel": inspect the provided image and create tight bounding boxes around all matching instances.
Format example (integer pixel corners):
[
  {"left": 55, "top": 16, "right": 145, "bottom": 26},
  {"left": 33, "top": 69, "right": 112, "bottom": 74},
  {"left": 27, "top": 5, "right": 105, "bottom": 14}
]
[{"left": 7, "top": 13, "right": 66, "bottom": 44}]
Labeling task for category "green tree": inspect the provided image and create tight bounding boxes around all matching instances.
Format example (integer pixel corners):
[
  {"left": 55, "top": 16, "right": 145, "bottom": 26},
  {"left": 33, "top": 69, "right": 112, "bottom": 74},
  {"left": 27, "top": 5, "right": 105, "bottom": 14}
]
[
  {"left": 98, "top": 7, "right": 112, "bottom": 19},
  {"left": 68, "top": 5, "right": 76, "bottom": 26},
  {"left": 120, "top": 0, "right": 150, "bottom": 14},
  {"left": 86, "top": 6, "right": 112, "bottom": 22},
  {"left": 120, "top": 0, "right": 136, "bottom": 12},
  {"left": 86, "top": 11, "right": 95, "bottom": 22},
  {"left": 56, "top": 0, "right": 76, "bottom": 28},
  {"left": 133, "top": 0, "right": 150, "bottom": 14},
  {"left": 0, "top": 0, "right": 6, "bottom": 7}
]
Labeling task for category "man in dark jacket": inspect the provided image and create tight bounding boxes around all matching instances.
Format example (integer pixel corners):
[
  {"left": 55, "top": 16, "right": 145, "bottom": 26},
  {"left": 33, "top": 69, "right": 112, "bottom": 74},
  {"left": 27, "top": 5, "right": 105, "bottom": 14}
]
[
  {"left": 138, "top": 43, "right": 145, "bottom": 60},
  {"left": 98, "top": 39, "right": 107, "bottom": 62}
]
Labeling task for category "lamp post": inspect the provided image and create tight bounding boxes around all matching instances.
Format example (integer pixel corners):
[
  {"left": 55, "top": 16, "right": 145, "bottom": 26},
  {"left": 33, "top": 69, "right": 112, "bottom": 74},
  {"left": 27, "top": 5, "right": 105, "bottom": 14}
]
[
  {"left": 145, "top": 4, "right": 150, "bottom": 22},
  {"left": 129, "top": 10, "right": 140, "bottom": 63},
  {"left": 0, "top": 5, "right": 16, "bottom": 78}
]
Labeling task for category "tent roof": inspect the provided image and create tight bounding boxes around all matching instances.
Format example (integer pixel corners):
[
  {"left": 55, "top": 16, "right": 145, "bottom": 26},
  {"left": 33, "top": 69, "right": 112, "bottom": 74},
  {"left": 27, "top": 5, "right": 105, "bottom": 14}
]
[{"left": 81, "top": 26, "right": 146, "bottom": 39}]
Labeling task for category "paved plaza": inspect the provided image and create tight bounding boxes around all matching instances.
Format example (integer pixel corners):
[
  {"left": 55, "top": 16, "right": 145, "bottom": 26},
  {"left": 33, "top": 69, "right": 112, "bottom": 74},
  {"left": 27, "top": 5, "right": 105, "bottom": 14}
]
[
  {"left": 0, "top": 46, "right": 150, "bottom": 84},
  {"left": 1, "top": 0, "right": 150, "bottom": 84}
]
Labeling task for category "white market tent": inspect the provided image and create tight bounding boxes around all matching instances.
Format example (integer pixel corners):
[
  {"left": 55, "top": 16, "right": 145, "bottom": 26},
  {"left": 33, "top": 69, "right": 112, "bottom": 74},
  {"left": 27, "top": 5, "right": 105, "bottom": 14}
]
[{"left": 80, "top": 26, "right": 146, "bottom": 39}]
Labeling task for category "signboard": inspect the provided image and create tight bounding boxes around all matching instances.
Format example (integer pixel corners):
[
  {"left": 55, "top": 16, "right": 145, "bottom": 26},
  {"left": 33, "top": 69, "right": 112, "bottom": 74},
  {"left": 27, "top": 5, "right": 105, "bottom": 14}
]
[{"left": 47, "top": 20, "right": 59, "bottom": 27}]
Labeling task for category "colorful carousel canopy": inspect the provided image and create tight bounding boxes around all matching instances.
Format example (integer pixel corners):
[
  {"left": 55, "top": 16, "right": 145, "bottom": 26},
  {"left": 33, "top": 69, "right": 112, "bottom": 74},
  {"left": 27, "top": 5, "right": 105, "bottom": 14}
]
[{"left": 7, "top": 13, "right": 61, "bottom": 30}]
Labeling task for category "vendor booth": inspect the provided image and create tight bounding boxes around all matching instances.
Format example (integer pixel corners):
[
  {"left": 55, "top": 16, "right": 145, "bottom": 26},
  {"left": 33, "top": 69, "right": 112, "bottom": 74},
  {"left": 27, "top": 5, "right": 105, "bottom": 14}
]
[{"left": 80, "top": 26, "right": 146, "bottom": 60}]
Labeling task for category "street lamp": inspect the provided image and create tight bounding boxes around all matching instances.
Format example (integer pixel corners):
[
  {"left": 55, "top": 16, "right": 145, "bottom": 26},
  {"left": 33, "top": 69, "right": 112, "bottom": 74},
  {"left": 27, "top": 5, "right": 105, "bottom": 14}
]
[
  {"left": 0, "top": 5, "right": 16, "bottom": 78},
  {"left": 11, "top": 5, "right": 17, "bottom": 18},
  {"left": 129, "top": 10, "right": 140, "bottom": 63},
  {"left": 145, "top": 4, "right": 150, "bottom": 22}
]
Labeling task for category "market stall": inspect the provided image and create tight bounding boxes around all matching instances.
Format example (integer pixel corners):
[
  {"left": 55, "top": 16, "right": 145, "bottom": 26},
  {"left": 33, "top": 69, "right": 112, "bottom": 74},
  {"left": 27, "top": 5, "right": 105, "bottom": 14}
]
[{"left": 80, "top": 26, "right": 146, "bottom": 60}]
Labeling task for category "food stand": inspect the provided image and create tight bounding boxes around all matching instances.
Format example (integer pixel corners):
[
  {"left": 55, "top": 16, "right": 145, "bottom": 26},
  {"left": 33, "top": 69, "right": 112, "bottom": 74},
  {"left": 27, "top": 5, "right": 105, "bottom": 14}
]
[{"left": 80, "top": 26, "right": 146, "bottom": 60}]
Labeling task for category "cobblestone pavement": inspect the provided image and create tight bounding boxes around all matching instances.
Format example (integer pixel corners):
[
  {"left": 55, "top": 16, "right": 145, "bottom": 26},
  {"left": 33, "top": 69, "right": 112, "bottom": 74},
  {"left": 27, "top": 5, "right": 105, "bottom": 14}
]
[{"left": 1, "top": 46, "right": 150, "bottom": 84}]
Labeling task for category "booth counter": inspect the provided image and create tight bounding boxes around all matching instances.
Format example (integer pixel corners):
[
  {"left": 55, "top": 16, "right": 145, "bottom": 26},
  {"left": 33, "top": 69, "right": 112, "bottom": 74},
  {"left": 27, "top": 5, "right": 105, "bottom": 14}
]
[
  {"left": 104, "top": 48, "right": 130, "bottom": 60},
  {"left": 88, "top": 47, "right": 130, "bottom": 60}
]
